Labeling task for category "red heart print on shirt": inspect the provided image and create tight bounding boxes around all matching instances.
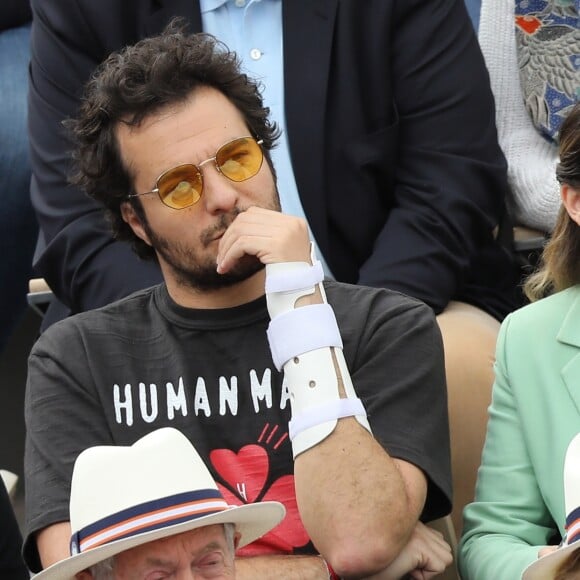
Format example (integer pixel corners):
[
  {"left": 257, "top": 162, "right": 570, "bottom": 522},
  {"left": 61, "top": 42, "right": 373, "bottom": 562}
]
[{"left": 209, "top": 441, "right": 310, "bottom": 555}]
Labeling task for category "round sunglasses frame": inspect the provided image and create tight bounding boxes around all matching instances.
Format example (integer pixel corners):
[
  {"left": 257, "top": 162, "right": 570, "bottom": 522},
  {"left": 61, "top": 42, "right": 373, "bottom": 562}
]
[{"left": 127, "top": 136, "right": 264, "bottom": 209}]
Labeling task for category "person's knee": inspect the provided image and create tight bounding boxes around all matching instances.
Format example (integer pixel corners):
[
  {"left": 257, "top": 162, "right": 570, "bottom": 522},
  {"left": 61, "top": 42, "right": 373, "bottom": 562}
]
[
  {"left": 436, "top": 301, "right": 500, "bottom": 392},
  {"left": 437, "top": 302, "right": 500, "bottom": 535}
]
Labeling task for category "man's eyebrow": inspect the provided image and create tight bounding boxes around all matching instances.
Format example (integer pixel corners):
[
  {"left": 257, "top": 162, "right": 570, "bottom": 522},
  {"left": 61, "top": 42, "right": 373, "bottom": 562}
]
[
  {"left": 143, "top": 540, "right": 225, "bottom": 566},
  {"left": 194, "top": 540, "right": 225, "bottom": 556},
  {"left": 143, "top": 556, "right": 174, "bottom": 568}
]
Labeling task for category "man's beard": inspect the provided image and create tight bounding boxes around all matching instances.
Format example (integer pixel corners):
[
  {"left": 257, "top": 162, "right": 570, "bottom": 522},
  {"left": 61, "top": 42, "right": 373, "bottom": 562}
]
[{"left": 141, "top": 189, "right": 281, "bottom": 291}]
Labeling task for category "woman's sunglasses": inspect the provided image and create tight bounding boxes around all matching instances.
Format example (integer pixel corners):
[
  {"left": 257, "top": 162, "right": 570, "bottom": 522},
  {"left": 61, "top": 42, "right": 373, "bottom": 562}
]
[{"left": 127, "top": 136, "right": 264, "bottom": 209}]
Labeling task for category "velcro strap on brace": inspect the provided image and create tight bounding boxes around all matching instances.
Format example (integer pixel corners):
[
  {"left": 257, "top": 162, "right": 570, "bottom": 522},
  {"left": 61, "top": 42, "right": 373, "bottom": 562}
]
[
  {"left": 289, "top": 398, "right": 366, "bottom": 440},
  {"left": 266, "top": 260, "right": 323, "bottom": 319},
  {"left": 267, "top": 304, "right": 342, "bottom": 371},
  {"left": 265, "top": 260, "right": 324, "bottom": 293}
]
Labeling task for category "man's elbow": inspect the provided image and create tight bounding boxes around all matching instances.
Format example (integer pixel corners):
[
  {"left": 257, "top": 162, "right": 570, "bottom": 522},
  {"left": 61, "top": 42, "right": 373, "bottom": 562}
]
[{"left": 325, "top": 530, "right": 407, "bottom": 578}]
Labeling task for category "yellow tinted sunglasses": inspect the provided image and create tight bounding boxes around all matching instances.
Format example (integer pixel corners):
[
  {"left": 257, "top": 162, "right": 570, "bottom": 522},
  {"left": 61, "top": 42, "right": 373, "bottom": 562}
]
[{"left": 128, "top": 136, "right": 264, "bottom": 209}]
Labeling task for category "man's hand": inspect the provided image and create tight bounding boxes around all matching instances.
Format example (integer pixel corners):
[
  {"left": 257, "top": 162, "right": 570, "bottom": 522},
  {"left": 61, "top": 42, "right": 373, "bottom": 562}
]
[
  {"left": 367, "top": 522, "right": 453, "bottom": 580},
  {"left": 216, "top": 207, "right": 312, "bottom": 274}
]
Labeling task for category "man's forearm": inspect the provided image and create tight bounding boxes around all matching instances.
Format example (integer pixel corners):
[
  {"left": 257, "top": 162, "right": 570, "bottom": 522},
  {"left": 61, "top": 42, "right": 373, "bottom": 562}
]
[
  {"left": 235, "top": 554, "right": 330, "bottom": 579},
  {"left": 294, "top": 417, "right": 425, "bottom": 577},
  {"left": 262, "top": 241, "right": 428, "bottom": 578}
]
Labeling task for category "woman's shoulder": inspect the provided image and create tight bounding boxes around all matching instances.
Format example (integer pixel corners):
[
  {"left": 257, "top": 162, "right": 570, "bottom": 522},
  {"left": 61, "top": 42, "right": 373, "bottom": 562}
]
[{"left": 500, "top": 286, "right": 580, "bottom": 350}]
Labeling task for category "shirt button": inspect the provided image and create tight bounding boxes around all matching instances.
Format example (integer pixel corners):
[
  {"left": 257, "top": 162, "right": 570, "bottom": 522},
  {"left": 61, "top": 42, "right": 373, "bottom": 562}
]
[
  {"left": 250, "top": 48, "right": 262, "bottom": 60},
  {"left": 235, "top": 0, "right": 245, "bottom": 6}
]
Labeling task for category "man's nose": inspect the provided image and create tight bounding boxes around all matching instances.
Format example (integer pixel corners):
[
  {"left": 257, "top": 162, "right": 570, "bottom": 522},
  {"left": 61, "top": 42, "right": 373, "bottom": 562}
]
[{"left": 200, "top": 163, "right": 239, "bottom": 214}]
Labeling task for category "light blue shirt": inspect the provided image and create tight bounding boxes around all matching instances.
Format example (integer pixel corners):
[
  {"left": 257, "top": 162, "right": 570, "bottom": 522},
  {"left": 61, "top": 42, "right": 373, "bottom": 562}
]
[{"left": 200, "top": 0, "right": 333, "bottom": 276}]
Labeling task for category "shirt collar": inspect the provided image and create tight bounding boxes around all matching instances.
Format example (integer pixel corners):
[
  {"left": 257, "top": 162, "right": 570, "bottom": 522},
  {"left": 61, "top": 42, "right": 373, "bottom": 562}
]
[
  {"left": 200, "top": 0, "right": 270, "bottom": 13},
  {"left": 199, "top": 0, "right": 229, "bottom": 13}
]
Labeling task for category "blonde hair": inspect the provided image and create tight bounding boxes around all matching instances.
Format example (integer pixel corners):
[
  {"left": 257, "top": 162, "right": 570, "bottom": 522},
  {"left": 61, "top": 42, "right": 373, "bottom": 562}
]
[{"left": 524, "top": 104, "right": 580, "bottom": 302}]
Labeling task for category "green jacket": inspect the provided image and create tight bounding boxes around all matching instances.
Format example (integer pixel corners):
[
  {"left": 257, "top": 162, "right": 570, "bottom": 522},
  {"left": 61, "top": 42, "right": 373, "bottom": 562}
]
[{"left": 459, "top": 286, "right": 580, "bottom": 579}]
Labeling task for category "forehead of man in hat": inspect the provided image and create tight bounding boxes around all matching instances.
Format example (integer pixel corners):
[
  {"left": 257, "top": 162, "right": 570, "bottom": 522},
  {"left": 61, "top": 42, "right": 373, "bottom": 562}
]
[{"left": 76, "top": 523, "right": 239, "bottom": 579}]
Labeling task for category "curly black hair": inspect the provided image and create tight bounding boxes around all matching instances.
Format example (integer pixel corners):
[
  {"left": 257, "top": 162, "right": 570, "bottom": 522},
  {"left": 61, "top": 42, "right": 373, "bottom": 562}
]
[{"left": 67, "top": 20, "right": 280, "bottom": 260}]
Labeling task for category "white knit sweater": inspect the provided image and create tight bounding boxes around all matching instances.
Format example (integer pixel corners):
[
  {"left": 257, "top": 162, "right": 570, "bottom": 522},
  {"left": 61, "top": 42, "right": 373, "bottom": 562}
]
[{"left": 479, "top": 0, "right": 560, "bottom": 233}]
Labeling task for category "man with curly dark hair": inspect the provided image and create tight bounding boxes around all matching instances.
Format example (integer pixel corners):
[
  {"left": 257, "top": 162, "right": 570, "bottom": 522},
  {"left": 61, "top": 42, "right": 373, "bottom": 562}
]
[{"left": 24, "top": 27, "right": 453, "bottom": 579}]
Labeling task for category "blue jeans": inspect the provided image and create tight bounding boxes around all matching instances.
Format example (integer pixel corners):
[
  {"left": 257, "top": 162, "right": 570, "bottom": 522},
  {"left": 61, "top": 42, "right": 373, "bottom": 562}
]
[
  {"left": 464, "top": 0, "right": 481, "bottom": 31},
  {"left": 0, "top": 24, "right": 37, "bottom": 354}
]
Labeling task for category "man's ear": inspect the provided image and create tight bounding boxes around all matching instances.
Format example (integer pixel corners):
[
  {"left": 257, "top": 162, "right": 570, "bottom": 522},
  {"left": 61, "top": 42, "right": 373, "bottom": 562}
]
[
  {"left": 561, "top": 184, "right": 580, "bottom": 226},
  {"left": 75, "top": 571, "right": 93, "bottom": 579},
  {"left": 233, "top": 531, "right": 241, "bottom": 550},
  {"left": 120, "top": 201, "right": 152, "bottom": 247}
]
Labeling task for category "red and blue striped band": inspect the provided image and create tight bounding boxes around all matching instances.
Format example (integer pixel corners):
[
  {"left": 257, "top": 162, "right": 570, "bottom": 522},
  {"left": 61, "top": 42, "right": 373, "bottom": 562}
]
[
  {"left": 565, "top": 506, "right": 580, "bottom": 546},
  {"left": 69, "top": 489, "right": 228, "bottom": 555}
]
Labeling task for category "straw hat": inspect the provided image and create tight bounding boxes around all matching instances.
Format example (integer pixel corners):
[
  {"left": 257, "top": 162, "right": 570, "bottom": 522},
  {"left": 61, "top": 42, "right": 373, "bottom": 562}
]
[
  {"left": 33, "top": 427, "right": 285, "bottom": 579},
  {"left": 523, "top": 433, "right": 580, "bottom": 579}
]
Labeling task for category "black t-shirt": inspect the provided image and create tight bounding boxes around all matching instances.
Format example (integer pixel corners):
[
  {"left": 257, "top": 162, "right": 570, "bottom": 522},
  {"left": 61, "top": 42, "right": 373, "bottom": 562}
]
[{"left": 24, "top": 281, "right": 451, "bottom": 570}]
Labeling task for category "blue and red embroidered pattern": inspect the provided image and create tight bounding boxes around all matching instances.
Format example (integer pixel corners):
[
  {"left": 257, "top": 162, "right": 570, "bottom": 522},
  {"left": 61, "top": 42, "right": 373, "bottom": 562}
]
[{"left": 515, "top": 0, "right": 579, "bottom": 141}]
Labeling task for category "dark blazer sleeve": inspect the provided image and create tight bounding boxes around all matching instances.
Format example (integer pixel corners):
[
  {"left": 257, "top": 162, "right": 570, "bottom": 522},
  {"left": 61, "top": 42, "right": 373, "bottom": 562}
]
[
  {"left": 30, "top": 0, "right": 204, "bottom": 315},
  {"left": 0, "top": 1, "right": 31, "bottom": 31},
  {"left": 29, "top": 1, "right": 168, "bottom": 314},
  {"left": 358, "top": 0, "right": 508, "bottom": 313},
  {"left": 286, "top": 0, "right": 513, "bottom": 317},
  {"left": 0, "top": 479, "right": 28, "bottom": 578}
]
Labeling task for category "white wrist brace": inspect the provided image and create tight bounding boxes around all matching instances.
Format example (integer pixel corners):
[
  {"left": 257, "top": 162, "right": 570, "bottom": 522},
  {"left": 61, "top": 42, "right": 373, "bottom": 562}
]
[{"left": 266, "top": 250, "right": 372, "bottom": 458}]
